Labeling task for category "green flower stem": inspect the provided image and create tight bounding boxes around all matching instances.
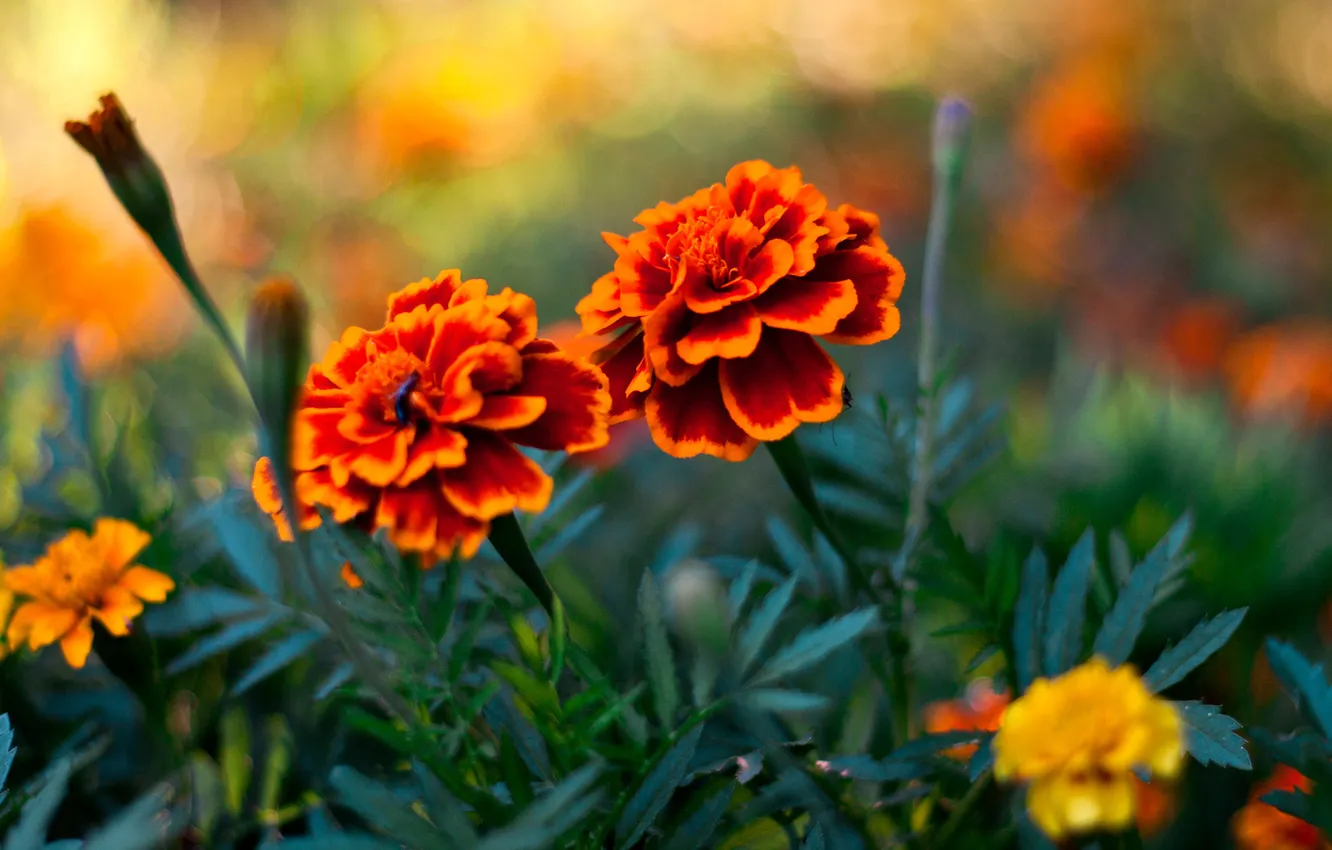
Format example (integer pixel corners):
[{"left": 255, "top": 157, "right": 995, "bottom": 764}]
[
  {"left": 488, "top": 511, "right": 557, "bottom": 616},
  {"left": 930, "top": 769, "right": 992, "bottom": 849},
  {"left": 152, "top": 226, "right": 246, "bottom": 380},
  {"left": 765, "top": 436, "right": 912, "bottom": 750}
]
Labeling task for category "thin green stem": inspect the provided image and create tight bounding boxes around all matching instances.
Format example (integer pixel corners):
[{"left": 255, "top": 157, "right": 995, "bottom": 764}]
[
  {"left": 930, "top": 770, "right": 991, "bottom": 849},
  {"left": 154, "top": 228, "right": 246, "bottom": 379}
]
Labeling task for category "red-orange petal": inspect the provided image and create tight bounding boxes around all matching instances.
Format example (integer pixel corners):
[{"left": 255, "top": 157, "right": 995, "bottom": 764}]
[
  {"left": 644, "top": 293, "right": 705, "bottom": 387},
  {"left": 618, "top": 232, "right": 675, "bottom": 318},
  {"left": 467, "top": 395, "right": 548, "bottom": 430},
  {"left": 425, "top": 301, "right": 513, "bottom": 377},
  {"left": 335, "top": 428, "right": 412, "bottom": 488},
  {"left": 252, "top": 457, "right": 284, "bottom": 515},
  {"left": 435, "top": 341, "right": 524, "bottom": 422},
  {"left": 644, "top": 362, "right": 759, "bottom": 461},
  {"left": 441, "top": 432, "right": 553, "bottom": 520},
  {"left": 677, "top": 303, "right": 762, "bottom": 365},
  {"left": 486, "top": 287, "right": 539, "bottom": 350},
  {"left": 753, "top": 276, "right": 858, "bottom": 335},
  {"left": 577, "top": 270, "right": 626, "bottom": 335},
  {"left": 394, "top": 426, "right": 469, "bottom": 486},
  {"left": 743, "top": 238, "right": 796, "bottom": 295},
  {"left": 386, "top": 270, "right": 465, "bottom": 320},
  {"left": 593, "top": 331, "right": 650, "bottom": 424},
  {"left": 817, "top": 247, "right": 905, "bottom": 345},
  {"left": 319, "top": 327, "right": 371, "bottom": 388},
  {"left": 838, "top": 204, "right": 888, "bottom": 251},
  {"left": 434, "top": 504, "right": 491, "bottom": 560},
  {"left": 293, "top": 408, "right": 356, "bottom": 471},
  {"left": 297, "top": 469, "right": 370, "bottom": 523},
  {"left": 719, "top": 329, "right": 845, "bottom": 441},
  {"left": 375, "top": 481, "right": 442, "bottom": 552},
  {"left": 505, "top": 351, "right": 613, "bottom": 452}
]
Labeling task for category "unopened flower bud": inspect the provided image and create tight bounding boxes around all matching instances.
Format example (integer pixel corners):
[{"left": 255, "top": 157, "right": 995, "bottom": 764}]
[
  {"left": 665, "top": 559, "right": 731, "bottom": 659},
  {"left": 931, "top": 96, "right": 973, "bottom": 181},
  {"left": 65, "top": 94, "right": 176, "bottom": 239},
  {"left": 245, "top": 277, "right": 310, "bottom": 445}
]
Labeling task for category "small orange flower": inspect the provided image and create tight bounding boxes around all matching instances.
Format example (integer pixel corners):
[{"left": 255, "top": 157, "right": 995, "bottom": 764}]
[
  {"left": 1224, "top": 322, "right": 1332, "bottom": 427},
  {"left": 3, "top": 519, "right": 174, "bottom": 668},
  {"left": 340, "top": 563, "right": 365, "bottom": 589},
  {"left": 1159, "top": 298, "right": 1241, "bottom": 384},
  {"left": 577, "top": 160, "right": 905, "bottom": 461},
  {"left": 1018, "top": 58, "right": 1137, "bottom": 195},
  {"left": 924, "top": 678, "right": 1010, "bottom": 760},
  {"left": 253, "top": 270, "right": 612, "bottom": 561},
  {"left": 1234, "top": 766, "right": 1331, "bottom": 850}
]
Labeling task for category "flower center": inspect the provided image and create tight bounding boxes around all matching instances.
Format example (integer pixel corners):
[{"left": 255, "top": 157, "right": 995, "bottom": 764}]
[
  {"left": 43, "top": 539, "right": 115, "bottom": 609},
  {"left": 357, "top": 347, "right": 428, "bottom": 423},
  {"left": 673, "top": 210, "right": 742, "bottom": 291}
]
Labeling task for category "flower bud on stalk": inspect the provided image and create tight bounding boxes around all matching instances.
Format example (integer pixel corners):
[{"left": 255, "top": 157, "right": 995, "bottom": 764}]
[
  {"left": 66, "top": 94, "right": 244, "bottom": 372},
  {"left": 245, "top": 277, "right": 310, "bottom": 472},
  {"left": 931, "top": 96, "right": 973, "bottom": 184},
  {"left": 665, "top": 559, "right": 731, "bottom": 660}
]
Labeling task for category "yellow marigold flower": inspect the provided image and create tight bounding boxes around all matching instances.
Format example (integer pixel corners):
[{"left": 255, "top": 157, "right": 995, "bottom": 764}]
[
  {"left": 994, "top": 657, "right": 1185, "bottom": 840},
  {"left": 3, "top": 520, "right": 174, "bottom": 669}
]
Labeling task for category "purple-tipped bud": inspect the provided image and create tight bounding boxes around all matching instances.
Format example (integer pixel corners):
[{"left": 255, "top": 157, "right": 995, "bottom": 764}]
[{"left": 932, "top": 96, "right": 973, "bottom": 178}]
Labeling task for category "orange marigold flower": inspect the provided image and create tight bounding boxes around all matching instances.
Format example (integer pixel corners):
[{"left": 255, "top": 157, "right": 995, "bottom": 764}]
[
  {"left": 252, "top": 270, "right": 612, "bottom": 561},
  {"left": 3, "top": 519, "right": 174, "bottom": 669},
  {"left": 1224, "top": 322, "right": 1332, "bottom": 427},
  {"left": 577, "top": 160, "right": 905, "bottom": 461},
  {"left": 924, "top": 678, "right": 1010, "bottom": 760},
  {"left": 1234, "top": 766, "right": 1331, "bottom": 850},
  {"left": 340, "top": 562, "right": 365, "bottom": 589}
]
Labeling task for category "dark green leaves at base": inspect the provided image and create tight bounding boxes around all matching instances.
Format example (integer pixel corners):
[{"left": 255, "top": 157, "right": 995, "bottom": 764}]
[
  {"left": 1042, "top": 530, "right": 1095, "bottom": 677},
  {"left": 616, "top": 724, "right": 703, "bottom": 849},
  {"left": 1143, "top": 609, "right": 1247, "bottom": 693},
  {"left": 1266, "top": 639, "right": 1332, "bottom": 738},
  {"left": 1013, "top": 549, "right": 1048, "bottom": 693}
]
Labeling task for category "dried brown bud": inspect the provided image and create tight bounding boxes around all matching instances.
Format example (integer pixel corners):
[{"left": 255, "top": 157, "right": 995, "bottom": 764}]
[{"left": 65, "top": 94, "right": 176, "bottom": 237}]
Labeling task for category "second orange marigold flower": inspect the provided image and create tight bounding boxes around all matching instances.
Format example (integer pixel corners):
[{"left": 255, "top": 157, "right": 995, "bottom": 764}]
[
  {"left": 253, "top": 270, "right": 612, "bottom": 561},
  {"left": 577, "top": 160, "right": 906, "bottom": 462}
]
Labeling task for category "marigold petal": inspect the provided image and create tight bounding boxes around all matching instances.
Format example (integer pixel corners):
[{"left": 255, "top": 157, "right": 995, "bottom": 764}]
[
  {"left": 815, "top": 247, "right": 906, "bottom": 345},
  {"left": 720, "top": 330, "right": 844, "bottom": 441},
  {"left": 252, "top": 457, "right": 284, "bottom": 515},
  {"left": 92, "top": 518, "right": 152, "bottom": 572},
  {"left": 577, "top": 270, "right": 625, "bottom": 335},
  {"left": 434, "top": 508, "right": 491, "bottom": 560},
  {"left": 386, "top": 269, "right": 465, "bottom": 320},
  {"left": 644, "top": 363, "right": 759, "bottom": 461},
  {"left": 319, "top": 327, "right": 371, "bottom": 387},
  {"left": 618, "top": 233, "right": 677, "bottom": 317},
  {"left": 394, "top": 427, "right": 469, "bottom": 487},
  {"left": 424, "top": 301, "right": 513, "bottom": 378},
  {"left": 336, "top": 429, "right": 412, "bottom": 488},
  {"left": 742, "top": 238, "right": 796, "bottom": 295},
  {"left": 27, "top": 605, "right": 79, "bottom": 650},
  {"left": 93, "top": 585, "right": 143, "bottom": 635},
  {"left": 119, "top": 566, "right": 175, "bottom": 602},
  {"left": 441, "top": 432, "right": 553, "bottom": 519},
  {"left": 59, "top": 617, "right": 94, "bottom": 669},
  {"left": 753, "top": 276, "right": 858, "bottom": 335},
  {"left": 486, "top": 287, "right": 539, "bottom": 350},
  {"left": 644, "top": 293, "right": 705, "bottom": 387},
  {"left": 293, "top": 408, "right": 357, "bottom": 471},
  {"left": 375, "top": 482, "right": 442, "bottom": 552},
  {"left": 725, "top": 160, "right": 781, "bottom": 214},
  {"left": 838, "top": 204, "right": 888, "bottom": 251},
  {"left": 437, "top": 341, "right": 524, "bottom": 422},
  {"left": 6, "top": 602, "right": 43, "bottom": 648},
  {"left": 341, "top": 562, "right": 364, "bottom": 589},
  {"left": 4, "top": 565, "right": 49, "bottom": 599},
  {"left": 591, "top": 331, "right": 649, "bottom": 424},
  {"left": 466, "top": 395, "right": 548, "bottom": 430},
  {"left": 678, "top": 303, "right": 762, "bottom": 365},
  {"left": 505, "top": 352, "right": 612, "bottom": 453}
]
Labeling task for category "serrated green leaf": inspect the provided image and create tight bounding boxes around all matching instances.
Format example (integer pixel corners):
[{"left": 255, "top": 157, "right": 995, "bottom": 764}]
[
  {"left": 500, "top": 733, "right": 535, "bottom": 808},
  {"left": 727, "top": 559, "right": 760, "bottom": 620},
  {"left": 1266, "top": 640, "right": 1332, "bottom": 738},
  {"left": 413, "top": 761, "right": 477, "bottom": 850},
  {"left": 232, "top": 629, "right": 324, "bottom": 696},
  {"left": 617, "top": 725, "right": 704, "bottom": 848},
  {"left": 1177, "top": 701, "right": 1251, "bottom": 769},
  {"left": 0, "top": 715, "right": 14, "bottom": 800},
  {"left": 479, "top": 762, "right": 604, "bottom": 850},
  {"left": 258, "top": 716, "right": 292, "bottom": 815},
  {"left": 220, "top": 707, "right": 250, "bottom": 816},
  {"left": 5, "top": 759, "right": 70, "bottom": 850},
  {"left": 888, "top": 731, "right": 986, "bottom": 762},
  {"left": 141, "top": 588, "right": 270, "bottom": 637},
  {"left": 528, "top": 468, "right": 594, "bottom": 539},
  {"left": 207, "top": 498, "right": 282, "bottom": 598},
  {"left": 737, "top": 574, "right": 799, "bottom": 677},
  {"left": 493, "top": 661, "right": 560, "bottom": 717},
  {"left": 662, "top": 784, "right": 734, "bottom": 850},
  {"left": 1091, "top": 544, "right": 1171, "bottom": 666},
  {"left": 1142, "top": 609, "right": 1247, "bottom": 693},
  {"left": 164, "top": 611, "right": 289, "bottom": 676},
  {"left": 329, "top": 766, "right": 445, "bottom": 849},
  {"left": 639, "top": 570, "right": 680, "bottom": 729},
  {"left": 535, "top": 505, "right": 604, "bottom": 564},
  {"left": 271, "top": 839, "right": 399, "bottom": 850},
  {"left": 548, "top": 596, "right": 567, "bottom": 682},
  {"left": 315, "top": 662, "right": 355, "bottom": 701},
  {"left": 969, "top": 736, "right": 995, "bottom": 781},
  {"left": 811, "top": 533, "right": 848, "bottom": 603},
  {"left": 448, "top": 599, "right": 493, "bottom": 683},
  {"left": 741, "top": 690, "right": 831, "bottom": 714},
  {"left": 1013, "top": 548, "right": 1048, "bottom": 692},
  {"left": 1107, "top": 530, "right": 1132, "bottom": 588},
  {"left": 484, "top": 692, "right": 552, "bottom": 780},
  {"left": 766, "top": 517, "right": 821, "bottom": 592},
  {"left": 81, "top": 784, "right": 177, "bottom": 850},
  {"left": 489, "top": 511, "right": 554, "bottom": 615},
  {"left": 1043, "top": 529, "right": 1095, "bottom": 676},
  {"left": 749, "top": 608, "right": 878, "bottom": 687},
  {"left": 1260, "top": 789, "right": 1322, "bottom": 830},
  {"left": 582, "top": 684, "right": 646, "bottom": 739},
  {"left": 804, "top": 825, "right": 826, "bottom": 850}
]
